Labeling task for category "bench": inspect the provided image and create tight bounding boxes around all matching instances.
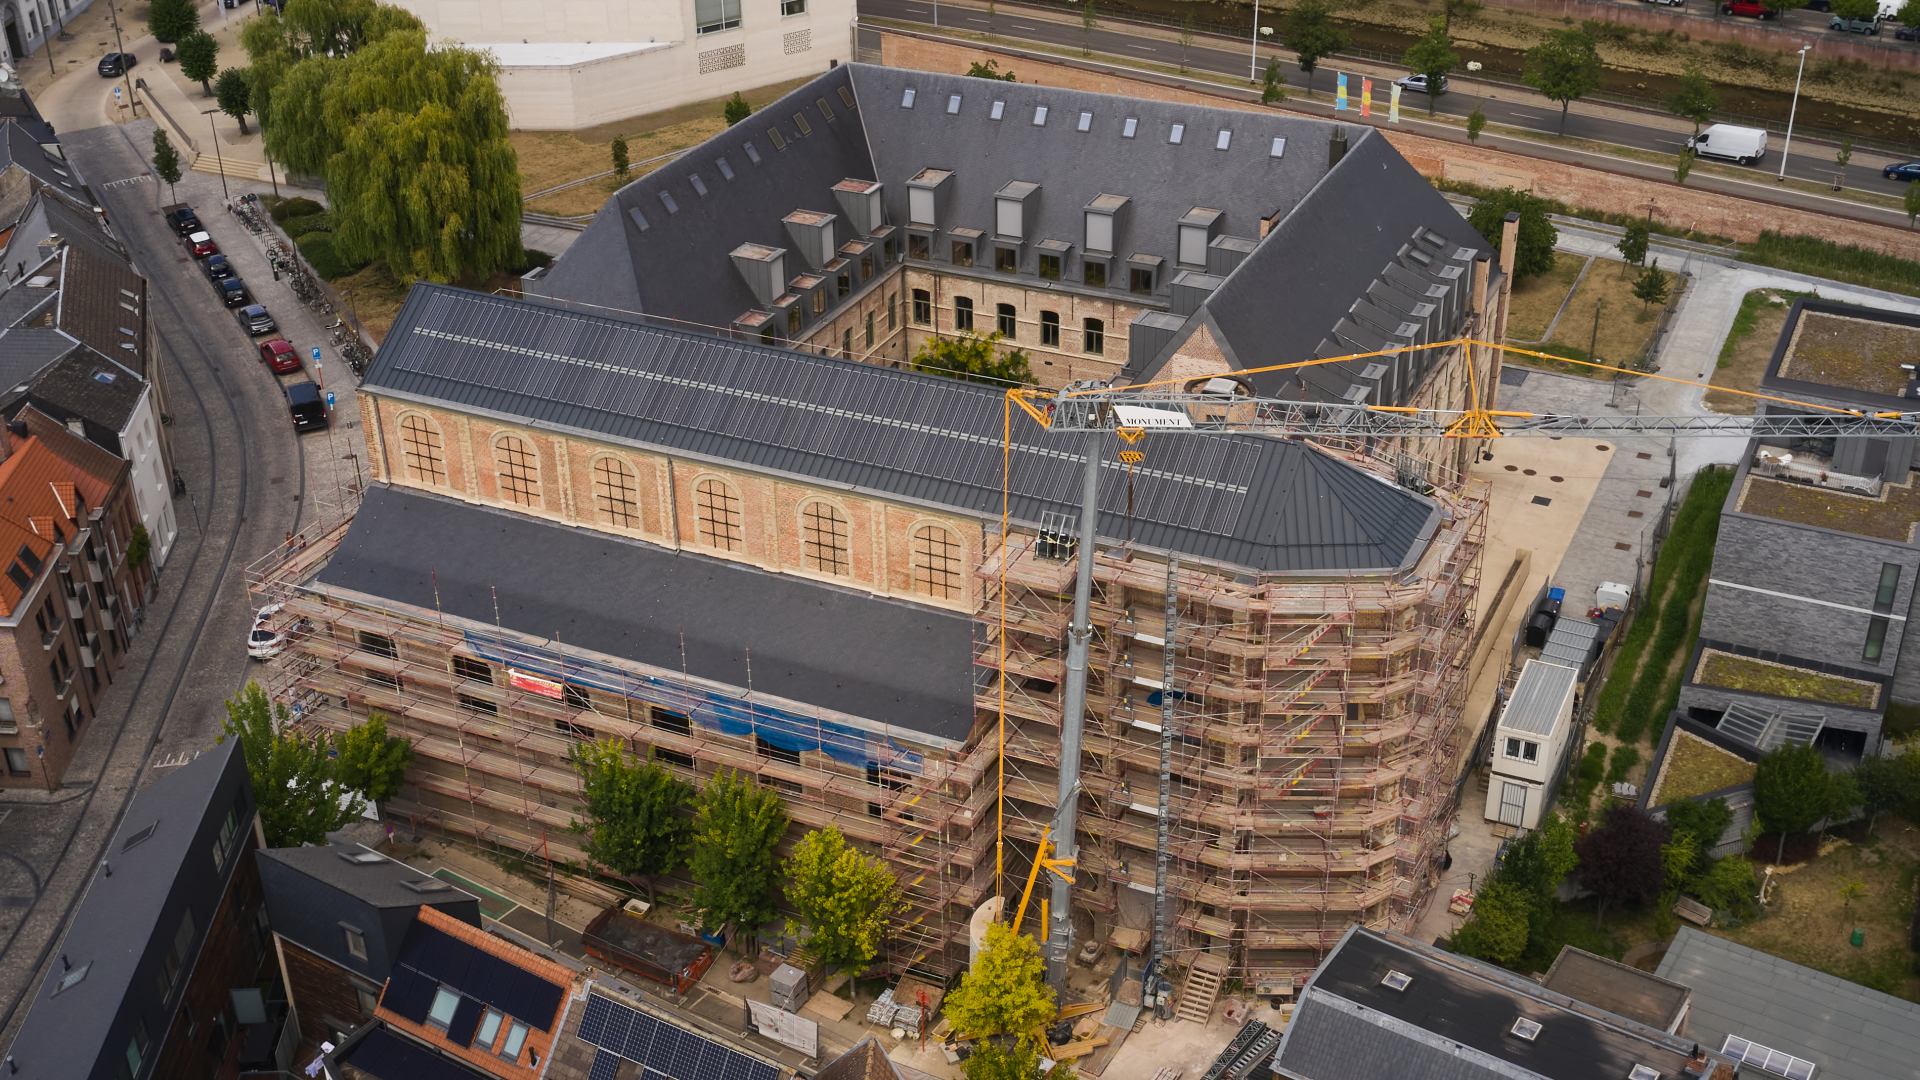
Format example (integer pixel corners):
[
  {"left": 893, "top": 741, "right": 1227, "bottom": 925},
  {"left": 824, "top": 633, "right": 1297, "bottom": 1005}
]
[{"left": 1673, "top": 895, "right": 1713, "bottom": 927}]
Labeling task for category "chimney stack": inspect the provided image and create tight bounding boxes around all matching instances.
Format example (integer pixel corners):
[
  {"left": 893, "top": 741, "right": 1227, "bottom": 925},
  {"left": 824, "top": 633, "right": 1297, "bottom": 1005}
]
[{"left": 1328, "top": 129, "right": 1348, "bottom": 168}]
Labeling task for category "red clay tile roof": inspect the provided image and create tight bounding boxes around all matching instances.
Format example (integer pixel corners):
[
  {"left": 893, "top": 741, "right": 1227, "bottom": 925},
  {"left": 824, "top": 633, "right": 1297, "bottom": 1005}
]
[{"left": 0, "top": 432, "right": 113, "bottom": 615}]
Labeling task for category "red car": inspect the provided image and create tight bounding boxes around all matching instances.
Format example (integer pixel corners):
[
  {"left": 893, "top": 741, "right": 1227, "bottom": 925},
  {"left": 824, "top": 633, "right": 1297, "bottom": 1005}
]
[
  {"left": 186, "top": 230, "right": 218, "bottom": 258},
  {"left": 1721, "top": 0, "right": 1776, "bottom": 16},
  {"left": 259, "top": 338, "right": 301, "bottom": 374}
]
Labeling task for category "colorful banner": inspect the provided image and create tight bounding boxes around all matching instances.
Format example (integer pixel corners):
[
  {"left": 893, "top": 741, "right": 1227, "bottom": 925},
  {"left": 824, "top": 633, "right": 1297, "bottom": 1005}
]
[
  {"left": 1389, "top": 83, "right": 1402, "bottom": 124},
  {"left": 508, "top": 667, "right": 564, "bottom": 699},
  {"left": 1336, "top": 72, "right": 1348, "bottom": 111},
  {"left": 1361, "top": 77, "right": 1373, "bottom": 118}
]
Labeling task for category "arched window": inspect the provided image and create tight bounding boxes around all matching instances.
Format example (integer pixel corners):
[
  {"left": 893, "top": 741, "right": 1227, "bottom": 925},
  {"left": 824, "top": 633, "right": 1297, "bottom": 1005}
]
[
  {"left": 399, "top": 415, "right": 445, "bottom": 486},
  {"left": 494, "top": 435, "right": 540, "bottom": 507},
  {"left": 694, "top": 478, "right": 743, "bottom": 551},
  {"left": 912, "top": 525, "right": 962, "bottom": 599},
  {"left": 802, "top": 502, "right": 850, "bottom": 576},
  {"left": 996, "top": 303, "right": 1017, "bottom": 338},
  {"left": 592, "top": 456, "right": 640, "bottom": 528}
]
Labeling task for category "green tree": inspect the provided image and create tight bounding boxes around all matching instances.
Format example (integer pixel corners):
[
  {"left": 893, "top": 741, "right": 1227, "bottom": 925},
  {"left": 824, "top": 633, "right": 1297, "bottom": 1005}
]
[
  {"left": 261, "top": 27, "right": 522, "bottom": 283},
  {"left": 1179, "top": 14, "right": 1196, "bottom": 72},
  {"left": 1466, "top": 104, "right": 1487, "bottom": 142},
  {"left": 910, "top": 330, "right": 1034, "bottom": 386},
  {"left": 1851, "top": 748, "right": 1919, "bottom": 836},
  {"left": 217, "top": 682, "right": 365, "bottom": 848},
  {"left": 965, "top": 59, "right": 1018, "bottom": 81},
  {"left": 215, "top": 68, "right": 254, "bottom": 135},
  {"left": 1837, "top": 877, "right": 1868, "bottom": 908},
  {"left": 688, "top": 768, "right": 788, "bottom": 937},
  {"left": 1661, "top": 833, "right": 1699, "bottom": 891},
  {"left": 1690, "top": 855, "right": 1757, "bottom": 912},
  {"left": 1663, "top": 796, "right": 1732, "bottom": 876},
  {"left": 1632, "top": 260, "right": 1670, "bottom": 312},
  {"left": 1617, "top": 219, "right": 1649, "bottom": 272},
  {"left": 964, "top": 1039, "right": 1044, "bottom": 1080},
  {"left": 1461, "top": 879, "right": 1531, "bottom": 964},
  {"left": 177, "top": 29, "right": 221, "bottom": 96},
  {"left": 1574, "top": 805, "right": 1668, "bottom": 929},
  {"left": 1754, "top": 742, "right": 1831, "bottom": 864},
  {"left": 151, "top": 130, "right": 183, "bottom": 204},
  {"left": 1762, "top": 0, "right": 1808, "bottom": 13},
  {"left": 1402, "top": 17, "right": 1459, "bottom": 115},
  {"left": 944, "top": 923, "right": 1055, "bottom": 1037},
  {"left": 1675, "top": 146, "right": 1696, "bottom": 185},
  {"left": 724, "top": 91, "right": 752, "bottom": 124},
  {"left": 1835, "top": 133, "right": 1856, "bottom": 171},
  {"left": 1283, "top": 0, "right": 1349, "bottom": 99},
  {"left": 1821, "top": 768, "right": 1860, "bottom": 843},
  {"left": 1665, "top": 63, "right": 1717, "bottom": 137},
  {"left": 568, "top": 739, "right": 693, "bottom": 905},
  {"left": 335, "top": 711, "right": 414, "bottom": 804},
  {"left": 1443, "top": 0, "right": 1485, "bottom": 32},
  {"left": 1906, "top": 180, "right": 1920, "bottom": 228},
  {"left": 1467, "top": 187, "right": 1558, "bottom": 281},
  {"left": 1902, "top": 0, "right": 1920, "bottom": 24},
  {"left": 1082, "top": 1, "right": 1097, "bottom": 54},
  {"left": 1522, "top": 29, "right": 1602, "bottom": 136},
  {"left": 1262, "top": 57, "right": 1289, "bottom": 104},
  {"left": 611, "top": 136, "right": 630, "bottom": 179},
  {"left": 148, "top": 0, "right": 199, "bottom": 43},
  {"left": 783, "top": 827, "right": 905, "bottom": 973},
  {"left": 127, "top": 523, "right": 151, "bottom": 570}
]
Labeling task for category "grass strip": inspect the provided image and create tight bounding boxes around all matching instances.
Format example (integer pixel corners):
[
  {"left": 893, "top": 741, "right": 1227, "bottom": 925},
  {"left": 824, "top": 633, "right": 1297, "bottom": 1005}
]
[
  {"left": 1740, "top": 232, "right": 1920, "bottom": 298},
  {"left": 1614, "top": 467, "right": 1736, "bottom": 744},
  {"left": 1430, "top": 178, "right": 1734, "bottom": 247}
]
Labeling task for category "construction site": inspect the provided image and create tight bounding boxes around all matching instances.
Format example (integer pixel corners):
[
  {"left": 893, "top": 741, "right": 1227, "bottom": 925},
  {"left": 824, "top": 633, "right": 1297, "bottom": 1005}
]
[{"left": 247, "top": 427, "right": 1487, "bottom": 1002}]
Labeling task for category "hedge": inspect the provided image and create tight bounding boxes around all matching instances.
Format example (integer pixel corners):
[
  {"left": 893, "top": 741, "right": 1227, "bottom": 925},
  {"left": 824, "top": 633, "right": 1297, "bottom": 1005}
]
[{"left": 295, "top": 232, "right": 368, "bottom": 282}]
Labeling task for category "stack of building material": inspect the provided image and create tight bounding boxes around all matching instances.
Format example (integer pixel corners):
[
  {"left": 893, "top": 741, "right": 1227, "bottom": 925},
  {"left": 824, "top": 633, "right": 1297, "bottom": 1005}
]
[{"left": 866, "top": 988, "right": 898, "bottom": 1026}]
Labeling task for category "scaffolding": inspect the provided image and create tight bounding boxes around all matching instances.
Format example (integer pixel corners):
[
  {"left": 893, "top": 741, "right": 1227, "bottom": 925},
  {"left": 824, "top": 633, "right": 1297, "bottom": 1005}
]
[{"left": 978, "top": 444, "right": 1487, "bottom": 992}]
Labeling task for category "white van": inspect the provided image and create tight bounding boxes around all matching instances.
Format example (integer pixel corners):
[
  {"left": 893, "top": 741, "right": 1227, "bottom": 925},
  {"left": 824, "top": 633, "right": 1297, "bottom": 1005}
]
[
  {"left": 1687, "top": 124, "right": 1768, "bottom": 165},
  {"left": 1880, "top": 0, "right": 1902, "bottom": 18}
]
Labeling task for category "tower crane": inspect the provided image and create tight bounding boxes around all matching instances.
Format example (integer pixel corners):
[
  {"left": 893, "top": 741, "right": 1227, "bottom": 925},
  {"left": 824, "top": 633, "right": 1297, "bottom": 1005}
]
[{"left": 996, "top": 338, "right": 1920, "bottom": 991}]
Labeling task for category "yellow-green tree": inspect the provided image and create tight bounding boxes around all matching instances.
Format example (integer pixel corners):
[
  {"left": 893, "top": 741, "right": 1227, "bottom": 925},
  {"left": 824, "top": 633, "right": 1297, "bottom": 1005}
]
[
  {"left": 944, "top": 923, "right": 1054, "bottom": 1038},
  {"left": 217, "top": 682, "right": 365, "bottom": 848},
  {"left": 784, "top": 827, "right": 905, "bottom": 972},
  {"left": 335, "top": 711, "right": 414, "bottom": 804}
]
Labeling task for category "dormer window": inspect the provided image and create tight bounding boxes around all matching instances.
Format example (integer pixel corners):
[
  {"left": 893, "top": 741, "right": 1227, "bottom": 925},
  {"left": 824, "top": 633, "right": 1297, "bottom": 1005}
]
[
  {"left": 1083, "top": 193, "right": 1128, "bottom": 256},
  {"left": 907, "top": 168, "right": 952, "bottom": 227},
  {"left": 995, "top": 181, "right": 1038, "bottom": 242},
  {"left": 1176, "top": 207, "right": 1224, "bottom": 268}
]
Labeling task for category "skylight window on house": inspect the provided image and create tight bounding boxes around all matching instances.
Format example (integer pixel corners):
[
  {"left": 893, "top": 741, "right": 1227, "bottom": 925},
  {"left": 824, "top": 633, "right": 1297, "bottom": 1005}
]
[
  {"left": 1033, "top": 105, "right": 1049, "bottom": 126},
  {"left": 716, "top": 158, "right": 735, "bottom": 180},
  {"left": 1123, "top": 117, "right": 1138, "bottom": 137},
  {"left": 1077, "top": 111, "right": 1093, "bottom": 132},
  {"left": 901, "top": 88, "right": 917, "bottom": 108},
  {"left": 743, "top": 141, "right": 761, "bottom": 164},
  {"left": 1216, "top": 129, "right": 1232, "bottom": 150},
  {"left": 689, "top": 174, "right": 708, "bottom": 197},
  {"left": 947, "top": 94, "right": 962, "bottom": 114},
  {"left": 659, "top": 192, "right": 679, "bottom": 214},
  {"left": 1270, "top": 137, "right": 1287, "bottom": 158},
  {"left": 990, "top": 101, "right": 1005, "bottom": 120},
  {"left": 1169, "top": 123, "right": 1185, "bottom": 144}
]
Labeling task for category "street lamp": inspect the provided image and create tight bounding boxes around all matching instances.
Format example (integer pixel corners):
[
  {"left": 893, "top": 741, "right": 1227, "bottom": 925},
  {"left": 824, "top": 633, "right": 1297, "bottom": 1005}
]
[
  {"left": 201, "top": 108, "right": 230, "bottom": 204},
  {"left": 105, "top": 0, "right": 134, "bottom": 117},
  {"left": 1778, "top": 45, "right": 1811, "bottom": 183},
  {"left": 1250, "top": 0, "right": 1260, "bottom": 82}
]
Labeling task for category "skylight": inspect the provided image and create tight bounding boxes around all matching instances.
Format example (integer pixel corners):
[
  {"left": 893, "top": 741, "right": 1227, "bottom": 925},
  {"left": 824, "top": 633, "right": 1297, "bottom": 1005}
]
[
  {"left": 122, "top": 822, "right": 158, "bottom": 851},
  {"left": 1216, "top": 129, "right": 1232, "bottom": 150},
  {"left": 689, "top": 174, "right": 708, "bottom": 197},
  {"left": 1510, "top": 1018, "right": 1541, "bottom": 1041},
  {"left": 990, "top": 100, "right": 1005, "bottom": 120},
  {"left": 1077, "top": 111, "right": 1093, "bottom": 132},
  {"left": 1169, "top": 123, "right": 1185, "bottom": 144},
  {"left": 628, "top": 208, "right": 649, "bottom": 232},
  {"left": 1270, "top": 136, "right": 1287, "bottom": 158},
  {"left": 716, "top": 158, "right": 734, "bottom": 180},
  {"left": 793, "top": 112, "right": 813, "bottom": 136},
  {"left": 1723, "top": 1036, "right": 1815, "bottom": 1080},
  {"left": 51, "top": 963, "right": 89, "bottom": 997},
  {"left": 901, "top": 88, "right": 916, "bottom": 108},
  {"left": 1122, "top": 117, "right": 1138, "bottom": 138},
  {"left": 338, "top": 850, "right": 384, "bottom": 864},
  {"left": 1380, "top": 970, "right": 1411, "bottom": 991},
  {"left": 947, "top": 94, "right": 962, "bottom": 114},
  {"left": 1628, "top": 1068, "right": 1660, "bottom": 1080},
  {"left": 1033, "top": 105, "right": 1049, "bottom": 126},
  {"left": 659, "top": 192, "right": 679, "bottom": 215},
  {"left": 743, "top": 141, "right": 761, "bottom": 165}
]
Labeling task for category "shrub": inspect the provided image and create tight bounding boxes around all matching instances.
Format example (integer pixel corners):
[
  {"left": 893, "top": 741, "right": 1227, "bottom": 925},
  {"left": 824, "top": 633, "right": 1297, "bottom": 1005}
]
[
  {"left": 1605, "top": 744, "right": 1641, "bottom": 787},
  {"left": 296, "top": 232, "right": 368, "bottom": 281},
  {"left": 1689, "top": 855, "right": 1757, "bottom": 913},
  {"left": 278, "top": 212, "right": 332, "bottom": 237},
  {"left": 271, "top": 196, "right": 325, "bottom": 223}
]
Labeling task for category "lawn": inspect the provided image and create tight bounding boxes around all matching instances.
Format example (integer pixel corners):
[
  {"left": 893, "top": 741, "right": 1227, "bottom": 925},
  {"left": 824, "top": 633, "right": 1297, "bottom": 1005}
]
[
  {"left": 1534, "top": 260, "right": 1682, "bottom": 379},
  {"left": 1696, "top": 650, "right": 1880, "bottom": 708},
  {"left": 1503, "top": 253, "right": 1586, "bottom": 343},
  {"left": 1738, "top": 474, "right": 1920, "bottom": 542},
  {"left": 1779, "top": 312, "right": 1920, "bottom": 397},
  {"left": 1705, "top": 290, "right": 1815, "bottom": 416},
  {"left": 1648, "top": 729, "right": 1755, "bottom": 805}
]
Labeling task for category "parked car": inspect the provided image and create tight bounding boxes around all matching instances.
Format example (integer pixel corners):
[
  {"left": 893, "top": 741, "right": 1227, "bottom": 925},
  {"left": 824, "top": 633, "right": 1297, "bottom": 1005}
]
[
  {"left": 205, "top": 254, "right": 234, "bottom": 280},
  {"left": 1395, "top": 73, "right": 1449, "bottom": 95},
  {"left": 1721, "top": 0, "right": 1776, "bottom": 17},
  {"left": 248, "top": 603, "right": 288, "bottom": 660},
  {"left": 238, "top": 304, "right": 277, "bottom": 335},
  {"left": 287, "top": 381, "right": 328, "bottom": 432},
  {"left": 1642, "top": 0, "right": 1684, "bottom": 7},
  {"left": 218, "top": 278, "right": 250, "bottom": 307},
  {"left": 259, "top": 338, "right": 301, "bottom": 373},
  {"left": 164, "top": 205, "right": 199, "bottom": 236},
  {"left": 1832, "top": 14, "right": 1881, "bottom": 32},
  {"left": 185, "top": 231, "right": 217, "bottom": 258},
  {"left": 1884, "top": 162, "right": 1920, "bottom": 180},
  {"left": 1898, "top": 22, "right": 1920, "bottom": 37},
  {"left": 97, "top": 53, "right": 136, "bottom": 77},
  {"left": 1687, "top": 123, "right": 1769, "bottom": 165}
]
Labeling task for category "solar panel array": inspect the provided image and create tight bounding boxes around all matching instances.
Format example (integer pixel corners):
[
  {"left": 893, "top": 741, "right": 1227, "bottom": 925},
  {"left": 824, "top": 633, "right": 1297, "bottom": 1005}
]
[
  {"left": 577, "top": 993, "right": 779, "bottom": 1080},
  {"left": 393, "top": 920, "right": 565, "bottom": 1030},
  {"left": 1723, "top": 1034, "right": 1817, "bottom": 1080}
]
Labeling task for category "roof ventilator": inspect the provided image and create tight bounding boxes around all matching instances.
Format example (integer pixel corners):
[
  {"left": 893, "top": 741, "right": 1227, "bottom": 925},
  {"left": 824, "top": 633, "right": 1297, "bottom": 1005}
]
[
  {"left": 1379, "top": 970, "right": 1411, "bottom": 991},
  {"left": 1510, "top": 1018, "right": 1542, "bottom": 1041}
]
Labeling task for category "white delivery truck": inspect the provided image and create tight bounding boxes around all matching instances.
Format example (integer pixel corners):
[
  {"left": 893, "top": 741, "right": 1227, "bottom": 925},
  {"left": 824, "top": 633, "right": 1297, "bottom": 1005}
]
[{"left": 1687, "top": 124, "right": 1769, "bottom": 165}]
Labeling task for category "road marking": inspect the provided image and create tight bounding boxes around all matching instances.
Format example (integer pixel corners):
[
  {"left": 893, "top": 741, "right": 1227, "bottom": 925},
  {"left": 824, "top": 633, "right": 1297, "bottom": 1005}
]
[
  {"left": 1656, "top": 139, "right": 1688, "bottom": 146},
  {"left": 154, "top": 750, "right": 200, "bottom": 769},
  {"left": 1511, "top": 112, "right": 1544, "bottom": 120},
  {"left": 101, "top": 174, "right": 150, "bottom": 189},
  {"left": 1014, "top": 22, "right": 1036, "bottom": 28},
  {"left": 969, "top": 16, "right": 988, "bottom": 21},
  {"left": 1129, "top": 44, "right": 1157, "bottom": 50}
]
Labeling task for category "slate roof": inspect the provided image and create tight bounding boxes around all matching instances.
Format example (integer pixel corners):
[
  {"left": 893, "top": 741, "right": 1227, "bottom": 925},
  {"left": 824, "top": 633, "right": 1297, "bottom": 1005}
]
[
  {"left": 316, "top": 485, "right": 979, "bottom": 741},
  {"left": 7, "top": 342, "right": 145, "bottom": 431},
  {"left": 1655, "top": 926, "right": 1920, "bottom": 1080},
  {"left": 369, "top": 285, "right": 1441, "bottom": 574},
  {"left": 1272, "top": 927, "right": 1714, "bottom": 1080},
  {"left": 0, "top": 326, "right": 79, "bottom": 387},
  {"left": 533, "top": 64, "right": 1477, "bottom": 407},
  {"left": 0, "top": 119, "right": 89, "bottom": 202},
  {"left": 56, "top": 243, "right": 147, "bottom": 375},
  {"left": 813, "top": 1038, "right": 942, "bottom": 1080}
]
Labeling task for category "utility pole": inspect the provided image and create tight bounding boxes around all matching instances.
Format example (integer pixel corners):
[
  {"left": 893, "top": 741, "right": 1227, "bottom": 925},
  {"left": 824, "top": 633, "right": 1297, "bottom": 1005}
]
[
  {"left": 1045, "top": 427, "right": 1102, "bottom": 990},
  {"left": 202, "top": 108, "right": 231, "bottom": 204},
  {"left": 106, "top": 0, "right": 134, "bottom": 118}
]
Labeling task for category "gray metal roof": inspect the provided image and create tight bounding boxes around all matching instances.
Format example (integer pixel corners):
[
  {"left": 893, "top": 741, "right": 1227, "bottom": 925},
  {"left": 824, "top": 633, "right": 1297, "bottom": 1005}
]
[
  {"left": 1497, "top": 659, "right": 1578, "bottom": 737},
  {"left": 1655, "top": 926, "right": 1920, "bottom": 1080},
  {"left": 1539, "top": 618, "right": 1604, "bottom": 675},
  {"left": 316, "top": 485, "right": 978, "bottom": 741},
  {"left": 1273, "top": 928, "right": 1706, "bottom": 1080},
  {"left": 369, "top": 284, "right": 1441, "bottom": 574},
  {"left": 256, "top": 842, "right": 481, "bottom": 910}
]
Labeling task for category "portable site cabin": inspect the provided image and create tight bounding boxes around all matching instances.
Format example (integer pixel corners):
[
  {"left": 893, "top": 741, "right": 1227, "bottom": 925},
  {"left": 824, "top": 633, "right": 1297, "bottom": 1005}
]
[{"left": 1484, "top": 659, "right": 1580, "bottom": 829}]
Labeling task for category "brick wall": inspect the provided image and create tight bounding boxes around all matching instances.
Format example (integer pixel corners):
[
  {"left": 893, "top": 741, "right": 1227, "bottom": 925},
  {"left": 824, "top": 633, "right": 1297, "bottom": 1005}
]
[
  {"left": 154, "top": 833, "right": 271, "bottom": 1080},
  {"left": 879, "top": 30, "right": 1920, "bottom": 259},
  {"left": 278, "top": 938, "right": 380, "bottom": 1052}
]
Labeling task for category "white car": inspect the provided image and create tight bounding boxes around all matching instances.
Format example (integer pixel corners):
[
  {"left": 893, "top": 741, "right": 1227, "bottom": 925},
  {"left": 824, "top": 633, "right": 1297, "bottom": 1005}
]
[
  {"left": 1395, "top": 73, "right": 1450, "bottom": 95},
  {"left": 248, "top": 603, "right": 289, "bottom": 660}
]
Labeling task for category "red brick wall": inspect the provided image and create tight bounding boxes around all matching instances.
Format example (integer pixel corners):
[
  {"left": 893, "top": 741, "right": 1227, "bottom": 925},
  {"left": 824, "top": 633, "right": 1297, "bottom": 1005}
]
[{"left": 879, "top": 31, "right": 1920, "bottom": 260}]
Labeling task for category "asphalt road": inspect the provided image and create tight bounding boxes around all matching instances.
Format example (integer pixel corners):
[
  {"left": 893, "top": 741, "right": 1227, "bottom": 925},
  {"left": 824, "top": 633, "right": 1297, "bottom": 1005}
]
[
  {"left": 862, "top": 0, "right": 1920, "bottom": 197},
  {"left": 0, "top": 122, "right": 305, "bottom": 1050}
]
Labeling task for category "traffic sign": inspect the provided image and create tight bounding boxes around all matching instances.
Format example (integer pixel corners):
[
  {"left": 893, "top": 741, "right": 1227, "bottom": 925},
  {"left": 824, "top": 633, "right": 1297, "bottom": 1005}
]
[
  {"left": 113, "top": 87, "right": 121, "bottom": 100},
  {"left": 326, "top": 391, "right": 336, "bottom": 408},
  {"left": 311, "top": 346, "right": 321, "bottom": 361}
]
